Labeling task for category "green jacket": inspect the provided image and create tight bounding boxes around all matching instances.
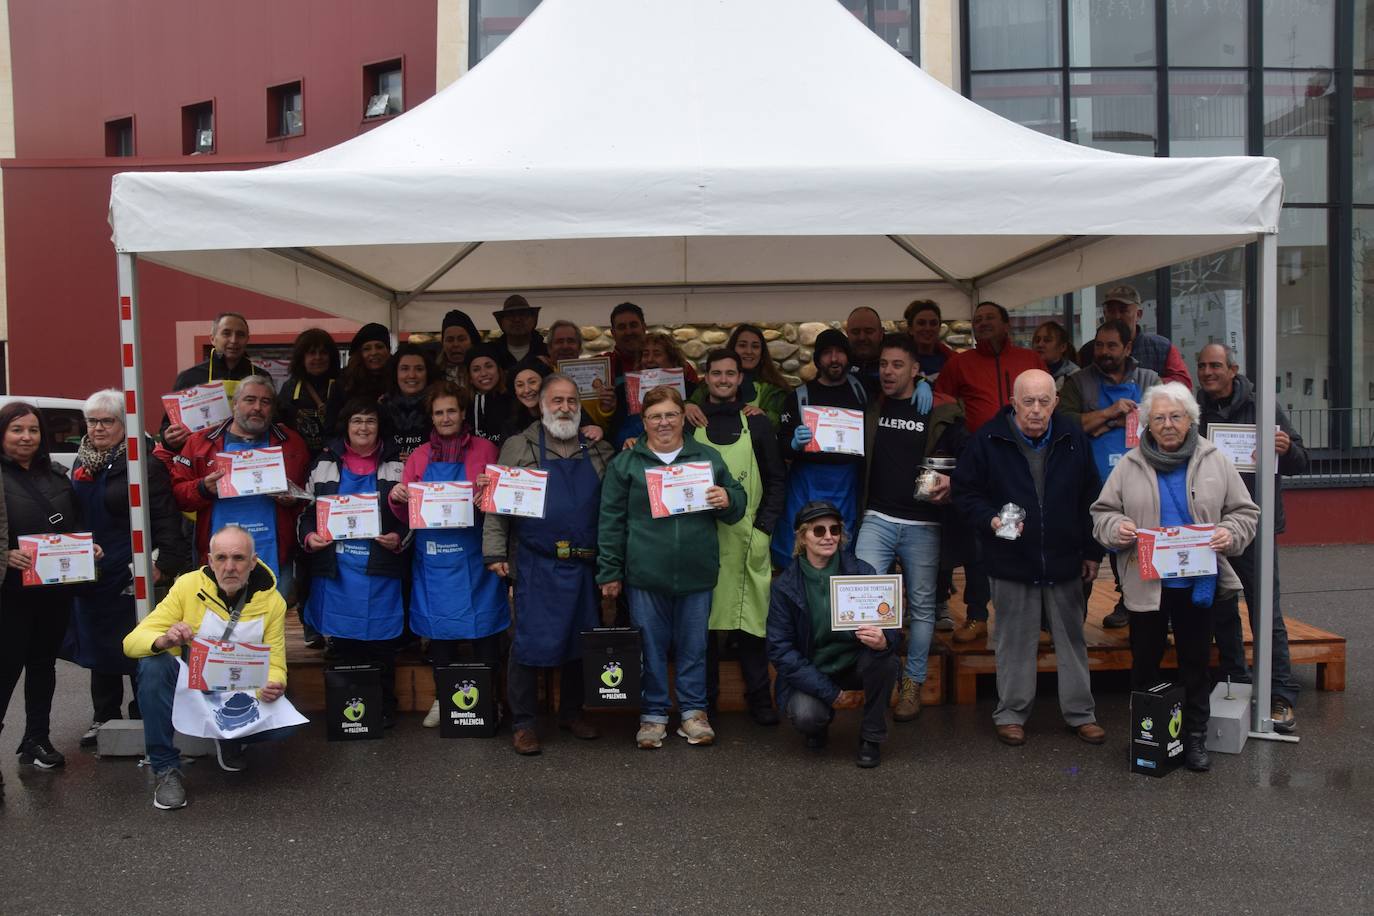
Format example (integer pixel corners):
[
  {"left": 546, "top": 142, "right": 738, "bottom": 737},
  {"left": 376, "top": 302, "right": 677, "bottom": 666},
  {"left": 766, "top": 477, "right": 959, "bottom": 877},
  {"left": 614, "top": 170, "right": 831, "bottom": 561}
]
[{"left": 597, "top": 435, "right": 747, "bottom": 595}]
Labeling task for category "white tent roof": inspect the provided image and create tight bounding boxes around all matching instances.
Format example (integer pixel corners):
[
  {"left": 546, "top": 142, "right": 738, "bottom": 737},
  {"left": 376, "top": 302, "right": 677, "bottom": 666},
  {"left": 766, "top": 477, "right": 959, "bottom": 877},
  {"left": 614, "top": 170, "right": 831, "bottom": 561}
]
[{"left": 108, "top": 0, "right": 1283, "bottom": 330}]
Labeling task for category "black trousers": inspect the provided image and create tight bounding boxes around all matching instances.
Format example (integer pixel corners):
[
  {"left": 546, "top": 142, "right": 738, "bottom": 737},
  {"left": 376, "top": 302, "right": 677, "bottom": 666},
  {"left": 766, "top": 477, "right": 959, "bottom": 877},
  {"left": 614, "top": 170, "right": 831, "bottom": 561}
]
[
  {"left": 331, "top": 638, "right": 399, "bottom": 714},
  {"left": 706, "top": 631, "right": 773, "bottom": 710},
  {"left": 91, "top": 670, "right": 140, "bottom": 723},
  {"left": 1129, "top": 587, "right": 1223, "bottom": 734},
  {"left": 0, "top": 590, "right": 71, "bottom": 745},
  {"left": 507, "top": 656, "right": 585, "bottom": 731},
  {"left": 784, "top": 647, "right": 899, "bottom": 744}
]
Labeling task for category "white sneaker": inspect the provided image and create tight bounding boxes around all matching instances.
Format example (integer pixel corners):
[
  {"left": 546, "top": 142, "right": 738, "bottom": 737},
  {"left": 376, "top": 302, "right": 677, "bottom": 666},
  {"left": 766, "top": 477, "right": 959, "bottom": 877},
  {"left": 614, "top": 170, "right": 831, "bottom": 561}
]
[
  {"left": 676, "top": 712, "right": 716, "bottom": 746},
  {"left": 423, "top": 700, "right": 441, "bottom": 728}
]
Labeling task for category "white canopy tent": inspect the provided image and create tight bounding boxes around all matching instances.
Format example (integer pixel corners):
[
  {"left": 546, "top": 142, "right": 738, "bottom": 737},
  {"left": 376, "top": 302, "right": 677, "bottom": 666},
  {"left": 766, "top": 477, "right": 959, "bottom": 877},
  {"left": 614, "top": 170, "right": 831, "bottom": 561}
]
[{"left": 107, "top": 0, "right": 1289, "bottom": 736}]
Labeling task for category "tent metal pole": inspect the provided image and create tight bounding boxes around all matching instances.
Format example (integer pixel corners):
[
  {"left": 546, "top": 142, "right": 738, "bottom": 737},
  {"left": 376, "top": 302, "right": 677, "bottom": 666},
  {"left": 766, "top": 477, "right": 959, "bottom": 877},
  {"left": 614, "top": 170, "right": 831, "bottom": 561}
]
[
  {"left": 974, "top": 235, "right": 1103, "bottom": 288},
  {"left": 408, "top": 279, "right": 953, "bottom": 302},
  {"left": 1250, "top": 230, "right": 1293, "bottom": 742},
  {"left": 388, "top": 301, "right": 401, "bottom": 349},
  {"left": 266, "top": 247, "right": 397, "bottom": 302},
  {"left": 117, "top": 253, "right": 157, "bottom": 621},
  {"left": 886, "top": 235, "right": 975, "bottom": 297},
  {"left": 394, "top": 242, "right": 483, "bottom": 309}
]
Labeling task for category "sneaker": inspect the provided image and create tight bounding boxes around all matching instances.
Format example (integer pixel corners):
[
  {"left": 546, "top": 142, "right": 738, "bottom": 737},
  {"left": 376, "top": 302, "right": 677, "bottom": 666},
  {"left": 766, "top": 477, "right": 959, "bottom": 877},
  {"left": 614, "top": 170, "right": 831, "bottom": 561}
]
[
  {"left": 893, "top": 677, "right": 922, "bottom": 722},
  {"left": 953, "top": 619, "right": 988, "bottom": 644},
  {"left": 79, "top": 722, "right": 102, "bottom": 749},
  {"left": 677, "top": 712, "right": 716, "bottom": 746},
  {"left": 423, "top": 699, "right": 441, "bottom": 728},
  {"left": 152, "top": 768, "right": 188, "bottom": 810},
  {"left": 17, "top": 739, "right": 65, "bottom": 770},
  {"left": 215, "top": 740, "right": 247, "bottom": 773},
  {"left": 1102, "top": 603, "right": 1129, "bottom": 629},
  {"left": 1271, "top": 698, "right": 1297, "bottom": 734},
  {"left": 935, "top": 603, "right": 955, "bottom": 632},
  {"left": 303, "top": 627, "right": 326, "bottom": 650},
  {"left": 636, "top": 721, "right": 667, "bottom": 749}
]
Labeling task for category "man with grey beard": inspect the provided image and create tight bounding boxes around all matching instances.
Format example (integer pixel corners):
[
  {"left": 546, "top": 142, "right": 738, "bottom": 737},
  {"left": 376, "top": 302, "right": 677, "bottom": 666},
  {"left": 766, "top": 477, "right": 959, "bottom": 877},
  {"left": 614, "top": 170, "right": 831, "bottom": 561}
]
[{"left": 483, "top": 374, "right": 616, "bottom": 755}]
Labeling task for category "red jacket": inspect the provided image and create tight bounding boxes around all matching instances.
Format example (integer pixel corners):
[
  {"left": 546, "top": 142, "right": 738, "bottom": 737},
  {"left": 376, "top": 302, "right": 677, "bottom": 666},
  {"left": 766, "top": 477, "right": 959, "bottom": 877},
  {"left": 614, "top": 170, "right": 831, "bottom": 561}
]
[
  {"left": 934, "top": 340, "right": 1046, "bottom": 433},
  {"left": 157, "top": 420, "right": 310, "bottom": 570}
]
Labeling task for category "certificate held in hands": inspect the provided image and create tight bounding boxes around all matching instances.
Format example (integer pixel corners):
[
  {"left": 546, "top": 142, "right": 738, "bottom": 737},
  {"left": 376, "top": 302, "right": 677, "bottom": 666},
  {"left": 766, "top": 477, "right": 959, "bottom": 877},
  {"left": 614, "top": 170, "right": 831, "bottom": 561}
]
[
  {"left": 1136, "top": 525, "right": 1217, "bottom": 580},
  {"left": 19, "top": 533, "right": 96, "bottom": 586},
  {"left": 215, "top": 447, "right": 289, "bottom": 497},
  {"left": 829, "top": 575, "right": 903, "bottom": 630},
  {"left": 407, "top": 481, "right": 475, "bottom": 529},
  {"left": 802, "top": 406, "right": 864, "bottom": 456},
  {"left": 316, "top": 493, "right": 381, "bottom": 540},
  {"left": 161, "top": 382, "right": 231, "bottom": 433},
  {"left": 557, "top": 357, "right": 612, "bottom": 397},
  {"left": 625, "top": 368, "right": 687, "bottom": 415},
  {"left": 186, "top": 637, "right": 271, "bottom": 692},
  {"left": 480, "top": 465, "right": 549, "bottom": 518},
  {"left": 644, "top": 462, "right": 714, "bottom": 518}
]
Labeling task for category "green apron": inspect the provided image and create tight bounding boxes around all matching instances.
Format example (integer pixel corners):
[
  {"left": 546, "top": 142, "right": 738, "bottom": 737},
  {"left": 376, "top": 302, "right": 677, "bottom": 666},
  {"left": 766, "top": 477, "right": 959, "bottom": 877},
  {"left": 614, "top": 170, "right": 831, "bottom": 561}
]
[{"left": 695, "top": 414, "right": 772, "bottom": 637}]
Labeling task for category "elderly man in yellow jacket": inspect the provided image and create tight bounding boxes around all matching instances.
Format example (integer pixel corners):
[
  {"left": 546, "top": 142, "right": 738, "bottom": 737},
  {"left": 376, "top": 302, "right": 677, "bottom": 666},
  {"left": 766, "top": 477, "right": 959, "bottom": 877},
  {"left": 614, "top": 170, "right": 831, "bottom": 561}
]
[{"left": 123, "top": 524, "right": 294, "bottom": 810}]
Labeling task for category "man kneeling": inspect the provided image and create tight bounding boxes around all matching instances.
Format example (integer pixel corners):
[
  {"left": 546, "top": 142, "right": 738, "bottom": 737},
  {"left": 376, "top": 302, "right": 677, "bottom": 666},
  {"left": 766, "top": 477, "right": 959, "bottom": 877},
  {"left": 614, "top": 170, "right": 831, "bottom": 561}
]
[
  {"left": 123, "top": 525, "right": 295, "bottom": 810},
  {"left": 767, "top": 501, "right": 900, "bottom": 768}
]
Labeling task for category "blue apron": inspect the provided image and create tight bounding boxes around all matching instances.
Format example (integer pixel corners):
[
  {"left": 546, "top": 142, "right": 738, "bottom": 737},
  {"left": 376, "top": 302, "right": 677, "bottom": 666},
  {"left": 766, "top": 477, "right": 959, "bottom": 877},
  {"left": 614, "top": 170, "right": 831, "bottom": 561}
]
[
  {"left": 1090, "top": 379, "right": 1141, "bottom": 482},
  {"left": 210, "top": 437, "right": 280, "bottom": 582},
  {"left": 306, "top": 467, "right": 403, "bottom": 641},
  {"left": 771, "top": 461, "right": 859, "bottom": 568},
  {"left": 511, "top": 427, "right": 602, "bottom": 666},
  {"left": 409, "top": 452, "right": 507, "bottom": 640},
  {"left": 65, "top": 465, "right": 136, "bottom": 675}
]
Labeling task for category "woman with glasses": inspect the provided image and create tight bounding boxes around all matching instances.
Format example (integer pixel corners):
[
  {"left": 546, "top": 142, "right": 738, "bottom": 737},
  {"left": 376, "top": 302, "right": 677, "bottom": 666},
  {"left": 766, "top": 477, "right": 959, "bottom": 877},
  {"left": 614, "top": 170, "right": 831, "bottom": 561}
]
[
  {"left": 66, "top": 391, "right": 189, "bottom": 750},
  {"left": 596, "top": 386, "right": 745, "bottom": 750},
  {"left": 301, "top": 399, "right": 409, "bottom": 726},
  {"left": 765, "top": 500, "right": 900, "bottom": 769},
  {"left": 1091, "top": 382, "right": 1258, "bottom": 773}
]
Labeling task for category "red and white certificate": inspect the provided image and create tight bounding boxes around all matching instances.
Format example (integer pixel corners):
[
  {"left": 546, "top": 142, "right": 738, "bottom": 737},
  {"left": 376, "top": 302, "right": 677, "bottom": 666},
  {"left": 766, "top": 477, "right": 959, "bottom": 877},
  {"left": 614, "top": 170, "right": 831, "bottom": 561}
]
[
  {"left": 407, "top": 481, "right": 475, "bottom": 529},
  {"left": 315, "top": 493, "right": 381, "bottom": 540},
  {"left": 214, "top": 447, "right": 288, "bottom": 497},
  {"left": 480, "top": 465, "right": 549, "bottom": 519},
  {"left": 625, "top": 368, "right": 687, "bottom": 415},
  {"left": 645, "top": 462, "right": 715, "bottom": 518},
  {"left": 1125, "top": 409, "right": 1141, "bottom": 448},
  {"left": 186, "top": 637, "right": 271, "bottom": 692},
  {"left": 802, "top": 406, "right": 865, "bottom": 456},
  {"left": 1136, "top": 525, "right": 1217, "bottom": 580},
  {"left": 161, "top": 382, "right": 231, "bottom": 432},
  {"left": 19, "top": 533, "right": 96, "bottom": 586}
]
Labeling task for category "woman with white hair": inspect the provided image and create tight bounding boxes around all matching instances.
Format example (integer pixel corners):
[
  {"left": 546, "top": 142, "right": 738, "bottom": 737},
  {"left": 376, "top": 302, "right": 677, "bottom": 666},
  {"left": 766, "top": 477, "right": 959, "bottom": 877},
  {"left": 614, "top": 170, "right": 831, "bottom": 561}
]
[
  {"left": 67, "top": 389, "right": 188, "bottom": 748},
  {"left": 1091, "top": 381, "right": 1258, "bottom": 773}
]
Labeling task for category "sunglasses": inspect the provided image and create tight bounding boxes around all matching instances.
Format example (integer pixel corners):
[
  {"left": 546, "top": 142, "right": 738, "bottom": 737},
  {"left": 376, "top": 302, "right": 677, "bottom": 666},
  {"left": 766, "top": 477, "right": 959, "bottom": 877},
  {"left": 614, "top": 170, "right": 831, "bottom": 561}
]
[{"left": 807, "top": 523, "right": 842, "bottom": 538}]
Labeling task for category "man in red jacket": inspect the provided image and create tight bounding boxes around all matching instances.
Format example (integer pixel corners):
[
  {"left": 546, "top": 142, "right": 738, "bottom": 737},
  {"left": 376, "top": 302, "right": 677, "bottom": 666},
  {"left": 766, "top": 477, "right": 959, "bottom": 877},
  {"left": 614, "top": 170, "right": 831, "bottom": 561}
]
[
  {"left": 159, "top": 375, "right": 309, "bottom": 597},
  {"left": 935, "top": 302, "right": 1045, "bottom": 643}
]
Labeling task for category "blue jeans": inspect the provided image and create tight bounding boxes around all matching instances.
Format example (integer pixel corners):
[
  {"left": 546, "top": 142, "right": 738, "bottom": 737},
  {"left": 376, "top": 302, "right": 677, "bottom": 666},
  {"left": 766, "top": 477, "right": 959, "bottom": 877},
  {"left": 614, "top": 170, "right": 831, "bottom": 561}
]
[
  {"left": 854, "top": 514, "right": 940, "bottom": 682},
  {"left": 626, "top": 587, "right": 711, "bottom": 724},
  {"left": 137, "top": 652, "right": 300, "bottom": 773}
]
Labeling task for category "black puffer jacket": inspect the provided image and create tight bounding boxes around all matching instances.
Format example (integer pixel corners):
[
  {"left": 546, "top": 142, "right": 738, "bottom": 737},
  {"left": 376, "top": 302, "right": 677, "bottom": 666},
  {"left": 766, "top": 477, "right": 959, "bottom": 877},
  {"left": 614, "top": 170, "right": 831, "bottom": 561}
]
[{"left": 2, "top": 453, "right": 83, "bottom": 593}]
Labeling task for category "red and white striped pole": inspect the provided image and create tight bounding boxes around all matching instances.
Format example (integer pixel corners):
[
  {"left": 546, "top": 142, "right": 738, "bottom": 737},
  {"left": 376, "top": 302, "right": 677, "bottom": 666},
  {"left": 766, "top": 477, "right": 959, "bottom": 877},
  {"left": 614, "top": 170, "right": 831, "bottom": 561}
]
[{"left": 117, "top": 253, "right": 156, "bottom": 620}]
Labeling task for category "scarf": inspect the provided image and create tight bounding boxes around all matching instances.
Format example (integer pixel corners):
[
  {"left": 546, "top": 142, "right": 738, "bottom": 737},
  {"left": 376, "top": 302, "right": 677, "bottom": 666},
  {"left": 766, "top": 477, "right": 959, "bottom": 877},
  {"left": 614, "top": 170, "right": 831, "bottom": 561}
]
[
  {"left": 341, "top": 441, "right": 380, "bottom": 477},
  {"left": 429, "top": 428, "right": 465, "bottom": 465},
  {"left": 75, "top": 435, "right": 125, "bottom": 479},
  {"left": 1139, "top": 424, "right": 1198, "bottom": 473}
]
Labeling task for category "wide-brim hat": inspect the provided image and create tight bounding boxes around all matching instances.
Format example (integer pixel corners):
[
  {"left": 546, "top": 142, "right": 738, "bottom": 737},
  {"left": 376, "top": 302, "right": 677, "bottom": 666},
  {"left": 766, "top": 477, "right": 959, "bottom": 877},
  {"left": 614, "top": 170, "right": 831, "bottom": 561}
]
[{"left": 494, "top": 294, "right": 541, "bottom": 321}]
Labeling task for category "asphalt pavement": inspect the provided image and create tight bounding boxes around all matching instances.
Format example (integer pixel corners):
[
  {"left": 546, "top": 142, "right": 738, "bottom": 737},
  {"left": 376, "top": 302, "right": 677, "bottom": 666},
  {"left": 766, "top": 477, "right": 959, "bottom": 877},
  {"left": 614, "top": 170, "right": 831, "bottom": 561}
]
[{"left": 1, "top": 544, "right": 1369, "bottom": 915}]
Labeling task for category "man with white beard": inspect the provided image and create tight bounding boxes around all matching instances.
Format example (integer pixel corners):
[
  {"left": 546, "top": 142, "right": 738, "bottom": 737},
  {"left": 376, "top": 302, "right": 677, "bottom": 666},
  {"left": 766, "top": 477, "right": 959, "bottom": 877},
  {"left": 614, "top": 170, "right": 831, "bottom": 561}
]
[{"left": 483, "top": 374, "right": 616, "bottom": 755}]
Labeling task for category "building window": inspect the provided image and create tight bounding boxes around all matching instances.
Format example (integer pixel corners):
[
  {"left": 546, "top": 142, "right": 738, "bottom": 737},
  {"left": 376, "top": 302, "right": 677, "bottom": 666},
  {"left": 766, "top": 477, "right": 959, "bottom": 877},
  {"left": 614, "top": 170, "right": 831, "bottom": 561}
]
[
  {"left": 181, "top": 100, "right": 215, "bottom": 155},
  {"left": 364, "top": 59, "right": 404, "bottom": 118},
  {"left": 104, "top": 116, "right": 135, "bottom": 157},
  {"left": 267, "top": 80, "right": 304, "bottom": 139}
]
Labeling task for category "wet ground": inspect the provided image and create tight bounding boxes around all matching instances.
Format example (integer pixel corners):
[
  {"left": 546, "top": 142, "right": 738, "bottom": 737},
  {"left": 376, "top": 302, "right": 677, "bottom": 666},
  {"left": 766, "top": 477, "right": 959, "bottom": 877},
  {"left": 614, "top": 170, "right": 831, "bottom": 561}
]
[{"left": 1, "top": 544, "right": 1369, "bottom": 914}]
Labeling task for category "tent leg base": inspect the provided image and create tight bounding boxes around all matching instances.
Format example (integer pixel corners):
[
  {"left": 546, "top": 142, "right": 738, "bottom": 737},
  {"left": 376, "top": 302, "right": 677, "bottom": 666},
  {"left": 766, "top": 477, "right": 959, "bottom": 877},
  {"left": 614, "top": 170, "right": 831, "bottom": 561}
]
[{"left": 1248, "top": 731, "right": 1300, "bottom": 744}]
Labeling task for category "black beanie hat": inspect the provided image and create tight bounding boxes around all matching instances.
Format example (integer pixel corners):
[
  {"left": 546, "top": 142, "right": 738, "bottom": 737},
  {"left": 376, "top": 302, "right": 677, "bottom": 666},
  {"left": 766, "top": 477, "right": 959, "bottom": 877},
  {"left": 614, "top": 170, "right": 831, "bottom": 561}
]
[
  {"left": 510, "top": 355, "right": 553, "bottom": 380},
  {"left": 350, "top": 322, "right": 391, "bottom": 354},
  {"left": 442, "top": 309, "right": 481, "bottom": 342},
  {"left": 811, "top": 328, "right": 851, "bottom": 365}
]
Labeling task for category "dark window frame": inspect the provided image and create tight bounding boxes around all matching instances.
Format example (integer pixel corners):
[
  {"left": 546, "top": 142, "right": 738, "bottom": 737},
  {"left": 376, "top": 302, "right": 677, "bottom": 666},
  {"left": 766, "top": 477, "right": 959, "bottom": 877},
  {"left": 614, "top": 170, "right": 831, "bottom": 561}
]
[
  {"left": 266, "top": 78, "right": 306, "bottom": 141},
  {"left": 363, "top": 56, "right": 406, "bottom": 121},
  {"left": 104, "top": 115, "right": 136, "bottom": 157},
  {"left": 181, "top": 99, "right": 216, "bottom": 155}
]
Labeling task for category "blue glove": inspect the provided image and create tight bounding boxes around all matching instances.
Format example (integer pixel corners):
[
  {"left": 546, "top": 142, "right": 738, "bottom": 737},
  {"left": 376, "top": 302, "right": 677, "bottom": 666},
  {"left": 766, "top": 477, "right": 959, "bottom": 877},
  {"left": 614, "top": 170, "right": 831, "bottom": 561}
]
[
  {"left": 791, "top": 425, "right": 813, "bottom": 451},
  {"left": 911, "top": 379, "right": 933, "bottom": 413}
]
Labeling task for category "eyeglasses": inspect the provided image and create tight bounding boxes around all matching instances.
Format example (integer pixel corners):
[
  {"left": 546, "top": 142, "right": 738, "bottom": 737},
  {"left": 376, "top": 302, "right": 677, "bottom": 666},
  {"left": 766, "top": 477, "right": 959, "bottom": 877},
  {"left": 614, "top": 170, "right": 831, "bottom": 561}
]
[
  {"left": 808, "top": 524, "right": 842, "bottom": 538},
  {"left": 347, "top": 416, "right": 380, "bottom": 427},
  {"left": 1148, "top": 413, "right": 1189, "bottom": 427},
  {"left": 84, "top": 417, "right": 121, "bottom": 429},
  {"left": 645, "top": 411, "right": 682, "bottom": 425}
]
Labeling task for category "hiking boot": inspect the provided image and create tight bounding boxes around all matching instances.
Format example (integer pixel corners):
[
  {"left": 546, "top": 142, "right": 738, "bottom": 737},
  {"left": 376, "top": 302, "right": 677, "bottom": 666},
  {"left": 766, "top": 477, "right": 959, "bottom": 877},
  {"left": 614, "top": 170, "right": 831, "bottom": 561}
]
[
  {"left": 423, "top": 700, "right": 441, "bottom": 728},
  {"left": 856, "top": 740, "right": 881, "bottom": 768},
  {"left": 893, "top": 677, "right": 922, "bottom": 722},
  {"left": 953, "top": 619, "right": 988, "bottom": 644},
  {"left": 677, "top": 712, "right": 716, "bottom": 746},
  {"left": 17, "top": 739, "right": 65, "bottom": 770},
  {"left": 215, "top": 740, "right": 247, "bottom": 773},
  {"left": 1271, "top": 698, "right": 1297, "bottom": 734},
  {"left": 1102, "top": 602, "right": 1129, "bottom": 629},
  {"left": 636, "top": 721, "right": 667, "bottom": 750},
  {"left": 152, "top": 768, "right": 187, "bottom": 810}
]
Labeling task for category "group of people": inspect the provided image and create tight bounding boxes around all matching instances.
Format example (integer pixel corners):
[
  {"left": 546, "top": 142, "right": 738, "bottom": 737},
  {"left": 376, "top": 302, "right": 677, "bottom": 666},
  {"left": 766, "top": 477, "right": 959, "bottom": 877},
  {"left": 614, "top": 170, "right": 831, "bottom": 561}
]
[{"left": 0, "top": 284, "right": 1307, "bottom": 810}]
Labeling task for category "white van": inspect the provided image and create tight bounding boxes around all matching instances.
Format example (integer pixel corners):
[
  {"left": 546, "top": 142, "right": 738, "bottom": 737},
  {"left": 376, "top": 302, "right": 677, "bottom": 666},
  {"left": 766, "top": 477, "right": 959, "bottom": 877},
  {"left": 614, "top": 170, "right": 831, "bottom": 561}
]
[{"left": 0, "top": 396, "right": 87, "bottom": 468}]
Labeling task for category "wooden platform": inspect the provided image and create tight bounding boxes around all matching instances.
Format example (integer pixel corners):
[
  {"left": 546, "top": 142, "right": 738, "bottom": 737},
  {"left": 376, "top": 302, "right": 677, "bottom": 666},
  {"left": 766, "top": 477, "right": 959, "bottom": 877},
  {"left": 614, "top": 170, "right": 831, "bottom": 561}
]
[{"left": 940, "top": 577, "right": 1348, "bottom": 705}]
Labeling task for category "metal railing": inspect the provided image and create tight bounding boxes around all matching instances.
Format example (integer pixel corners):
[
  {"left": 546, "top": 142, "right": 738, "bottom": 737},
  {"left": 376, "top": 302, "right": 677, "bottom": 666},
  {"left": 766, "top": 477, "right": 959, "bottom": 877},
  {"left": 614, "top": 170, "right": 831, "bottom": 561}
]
[{"left": 1283, "top": 407, "right": 1374, "bottom": 486}]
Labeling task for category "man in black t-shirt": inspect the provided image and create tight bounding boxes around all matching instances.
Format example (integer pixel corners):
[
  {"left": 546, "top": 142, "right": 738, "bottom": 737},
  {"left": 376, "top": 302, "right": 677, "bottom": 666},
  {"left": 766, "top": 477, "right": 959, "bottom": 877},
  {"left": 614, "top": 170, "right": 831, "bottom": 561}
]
[{"left": 854, "top": 335, "right": 965, "bottom": 722}]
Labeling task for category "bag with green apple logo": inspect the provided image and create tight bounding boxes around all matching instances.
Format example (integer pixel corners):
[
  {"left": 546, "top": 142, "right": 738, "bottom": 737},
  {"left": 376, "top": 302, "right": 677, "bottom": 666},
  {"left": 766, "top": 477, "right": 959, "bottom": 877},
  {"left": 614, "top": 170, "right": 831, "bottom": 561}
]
[
  {"left": 581, "top": 628, "right": 642, "bottom": 709},
  {"left": 325, "top": 665, "right": 383, "bottom": 741},
  {"left": 435, "top": 662, "right": 497, "bottom": 738}
]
